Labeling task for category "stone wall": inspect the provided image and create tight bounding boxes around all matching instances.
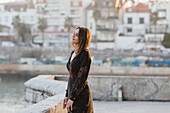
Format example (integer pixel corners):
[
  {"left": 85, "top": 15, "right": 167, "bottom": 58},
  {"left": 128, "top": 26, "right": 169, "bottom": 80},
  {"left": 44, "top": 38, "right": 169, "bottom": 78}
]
[
  {"left": 16, "top": 75, "right": 67, "bottom": 113},
  {"left": 16, "top": 74, "right": 170, "bottom": 113},
  {"left": 88, "top": 75, "right": 170, "bottom": 101}
]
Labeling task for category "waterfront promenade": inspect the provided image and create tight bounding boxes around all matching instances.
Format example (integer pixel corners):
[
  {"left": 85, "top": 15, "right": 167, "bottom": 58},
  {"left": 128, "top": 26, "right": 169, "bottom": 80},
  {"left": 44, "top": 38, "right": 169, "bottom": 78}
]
[{"left": 94, "top": 101, "right": 170, "bottom": 113}]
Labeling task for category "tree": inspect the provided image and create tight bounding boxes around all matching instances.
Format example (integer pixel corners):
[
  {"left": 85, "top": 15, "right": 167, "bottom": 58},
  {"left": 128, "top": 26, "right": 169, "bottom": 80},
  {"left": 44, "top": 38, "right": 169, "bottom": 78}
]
[
  {"left": 64, "top": 16, "right": 73, "bottom": 48},
  {"left": 150, "top": 12, "right": 159, "bottom": 49},
  {"left": 150, "top": 12, "right": 159, "bottom": 31},
  {"left": 13, "top": 16, "right": 32, "bottom": 44},
  {"left": 150, "top": 12, "right": 159, "bottom": 38},
  {"left": 162, "top": 33, "right": 170, "bottom": 48},
  {"left": 93, "top": 8, "right": 101, "bottom": 50},
  {"left": 38, "top": 17, "right": 47, "bottom": 47}
]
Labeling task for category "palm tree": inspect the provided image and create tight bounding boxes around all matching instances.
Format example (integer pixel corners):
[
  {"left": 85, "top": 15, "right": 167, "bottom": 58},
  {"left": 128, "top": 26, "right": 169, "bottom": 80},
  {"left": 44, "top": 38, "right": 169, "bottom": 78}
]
[
  {"left": 64, "top": 16, "right": 73, "bottom": 48},
  {"left": 150, "top": 12, "right": 159, "bottom": 34},
  {"left": 93, "top": 8, "right": 101, "bottom": 50},
  {"left": 38, "top": 17, "right": 47, "bottom": 47},
  {"left": 150, "top": 12, "right": 159, "bottom": 49},
  {"left": 13, "top": 16, "right": 32, "bottom": 44}
]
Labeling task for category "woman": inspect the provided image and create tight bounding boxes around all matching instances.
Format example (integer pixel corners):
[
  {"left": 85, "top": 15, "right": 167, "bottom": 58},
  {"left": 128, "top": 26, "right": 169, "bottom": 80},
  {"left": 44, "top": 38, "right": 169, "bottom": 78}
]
[{"left": 63, "top": 26, "right": 94, "bottom": 113}]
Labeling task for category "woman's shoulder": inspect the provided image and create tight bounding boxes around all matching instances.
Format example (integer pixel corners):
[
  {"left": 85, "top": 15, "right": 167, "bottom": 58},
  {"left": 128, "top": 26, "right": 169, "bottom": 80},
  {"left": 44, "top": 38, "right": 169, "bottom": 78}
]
[{"left": 80, "top": 49, "right": 91, "bottom": 59}]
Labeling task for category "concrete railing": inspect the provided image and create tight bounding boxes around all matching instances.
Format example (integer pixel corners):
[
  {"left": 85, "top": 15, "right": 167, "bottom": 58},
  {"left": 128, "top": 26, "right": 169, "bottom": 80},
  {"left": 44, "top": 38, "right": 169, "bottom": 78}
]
[
  {"left": 1, "top": 64, "right": 170, "bottom": 76},
  {"left": 16, "top": 75, "right": 67, "bottom": 113},
  {"left": 17, "top": 74, "right": 170, "bottom": 113}
]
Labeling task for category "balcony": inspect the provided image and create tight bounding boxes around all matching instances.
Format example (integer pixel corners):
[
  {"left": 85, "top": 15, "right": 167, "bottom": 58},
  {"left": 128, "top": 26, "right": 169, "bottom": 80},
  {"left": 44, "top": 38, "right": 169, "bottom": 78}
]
[
  {"left": 69, "top": 14, "right": 80, "bottom": 18},
  {"left": 146, "top": 25, "right": 168, "bottom": 34}
]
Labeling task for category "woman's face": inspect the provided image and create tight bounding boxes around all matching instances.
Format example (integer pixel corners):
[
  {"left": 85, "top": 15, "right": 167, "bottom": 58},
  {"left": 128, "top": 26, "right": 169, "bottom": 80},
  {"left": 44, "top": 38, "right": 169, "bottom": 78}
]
[{"left": 72, "top": 29, "right": 79, "bottom": 44}]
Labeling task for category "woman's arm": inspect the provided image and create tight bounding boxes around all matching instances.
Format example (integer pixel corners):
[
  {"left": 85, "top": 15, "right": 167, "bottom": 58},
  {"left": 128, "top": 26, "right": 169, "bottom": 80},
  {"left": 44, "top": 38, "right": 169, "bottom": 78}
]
[{"left": 69, "top": 51, "right": 91, "bottom": 101}]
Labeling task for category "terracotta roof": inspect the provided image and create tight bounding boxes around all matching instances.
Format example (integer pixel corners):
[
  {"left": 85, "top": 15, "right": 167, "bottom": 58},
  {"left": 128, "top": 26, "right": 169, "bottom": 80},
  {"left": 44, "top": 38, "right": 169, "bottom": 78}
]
[
  {"left": 71, "top": 1, "right": 82, "bottom": 7},
  {"left": 0, "top": 0, "right": 35, "bottom": 11},
  {"left": 126, "top": 3, "right": 151, "bottom": 13},
  {"left": 1, "top": 2, "right": 28, "bottom": 11}
]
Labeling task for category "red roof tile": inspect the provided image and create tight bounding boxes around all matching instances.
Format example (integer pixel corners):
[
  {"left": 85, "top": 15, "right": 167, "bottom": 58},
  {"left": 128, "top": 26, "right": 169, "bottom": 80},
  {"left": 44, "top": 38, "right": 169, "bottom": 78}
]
[{"left": 126, "top": 3, "right": 151, "bottom": 13}]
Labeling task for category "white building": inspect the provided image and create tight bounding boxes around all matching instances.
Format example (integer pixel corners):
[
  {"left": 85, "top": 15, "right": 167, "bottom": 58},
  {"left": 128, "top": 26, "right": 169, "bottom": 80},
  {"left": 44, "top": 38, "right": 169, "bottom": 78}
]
[
  {"left": 116, "top": 1, "right": 170, "bottom": 51},
  {"left": 36, "top": 0, "right": 84, "bottom": 32},
  {"left": 151, "top": 0, "right": 169, "bottom": 28},
  {"left": 86, "top": 0, "right": 120, "bottom": 50},
  {"left": 115, "top": 3, "right": 150, "bottom": 51},
  {"left": 0, "top": 0, "right": 38, "bottom": 41},
  {"left": 34, "top": 0, "right": 85, "bottom": 48},
  {"left": 144, "top": 0, "right": 170, "bottom": 50},
  {"left": 122, "top": 3, "right": 150, "bottom": 36}
]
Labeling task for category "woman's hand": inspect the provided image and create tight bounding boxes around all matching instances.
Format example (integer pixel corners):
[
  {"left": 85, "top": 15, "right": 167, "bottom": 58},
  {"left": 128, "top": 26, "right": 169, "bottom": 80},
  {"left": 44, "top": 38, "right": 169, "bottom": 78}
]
[
  {"left": 66, "top": 99, "right": 74, "bottom": 112},
  {"left": 63, "top": 97, "right": 68, "bottom": 109}
]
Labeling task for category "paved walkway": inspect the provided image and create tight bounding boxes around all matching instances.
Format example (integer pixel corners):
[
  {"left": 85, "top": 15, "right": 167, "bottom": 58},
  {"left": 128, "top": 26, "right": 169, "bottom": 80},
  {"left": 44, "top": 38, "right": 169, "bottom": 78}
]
[{"left": 93, "top": 101, "right": 170, "bottom": 113}]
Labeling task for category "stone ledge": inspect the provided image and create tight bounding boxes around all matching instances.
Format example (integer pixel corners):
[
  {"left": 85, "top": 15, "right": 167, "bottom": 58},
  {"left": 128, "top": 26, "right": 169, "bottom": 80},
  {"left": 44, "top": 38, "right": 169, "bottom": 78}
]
[
  {"left": 16, "top": 75, "right": 67, "bottom": 113},
  {"left": 16, "top": 94, "right": 67, "bottom": 113},
  {"left": 24, "top": 75, "right": 67, "bottom": 96},
  {"left": 16, "top": 74, "right": 170, "bottom": 113}
]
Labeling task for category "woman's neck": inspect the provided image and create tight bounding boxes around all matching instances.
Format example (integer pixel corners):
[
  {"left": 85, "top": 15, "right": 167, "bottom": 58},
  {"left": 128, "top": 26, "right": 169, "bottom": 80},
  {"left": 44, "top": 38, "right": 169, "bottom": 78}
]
[{"left": 74, "top": 44, "right": 79, "bottom": 54}]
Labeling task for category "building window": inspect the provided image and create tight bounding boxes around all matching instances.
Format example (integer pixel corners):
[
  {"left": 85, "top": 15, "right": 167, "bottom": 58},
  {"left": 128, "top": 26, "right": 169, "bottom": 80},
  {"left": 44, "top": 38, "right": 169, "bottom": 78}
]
[
  {"left": 73, "top": 2, "right": 79, "bottom": 6},
  {"left": 139, "top": 18, "right": 144, "bottom": 24},
  {"left": 106, "top": 1, "right": 109, "bottom": 6},
  {"left": 158, "top": 11, "right": 166, "bottom": 19},
  {"left": 70, "top": 10, "right": 75, "bottom": 15},
  {"left": 127, "top": 28, "right": 132, "bottom": 32},
  {"left": 5, "top": 16, "right": 8, "bottom": 22},
  {"left": 128, "top": 8, "right": 132, "bottom": 12},
  {"left": 128, "top": 18, "right": 132, "bottom": 24}
]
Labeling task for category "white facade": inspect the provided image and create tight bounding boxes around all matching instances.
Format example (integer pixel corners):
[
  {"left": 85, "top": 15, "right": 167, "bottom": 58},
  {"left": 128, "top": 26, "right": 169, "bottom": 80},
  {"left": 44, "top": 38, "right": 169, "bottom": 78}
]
[
  {"left": 123, "top": 12, "right": 150, "bottom": 36},
  {"left": 42, "top": 0, "right": 84, "bottom": 32},
  {"left": 34, "top": 32, "right": 70, "bottom": 49},
  {"left": 151, "top": 1, "right": 170, "bottom": 33},
  {"left": 0, "top": 3, "right": 37, "bottom": 27},
  {"left": 0, "top": 1, "right": 38, "bottom": 39},
  {"left": 33, "top": 0, "right": 85, "bottom": 47},
  {"left": 151, "top": 1, "right": 169, "bottom": 25},
  {"left": 115, "top": 35, "right": 144, "bottom": 50},
  {"left": 116, "top": 3, "right": 150, "bottom": 50},
  {"left": 86, "top": 9, "right": 96, "bottom": 36},
  {"left": 145, "top": 34, "right": 164, "bottom": 42},
  {"left": 86, "top": 0, "right": 119, "bottom": 50},
  {"left": 143, "top": 1, "right": 169, "bottom": 50},
  {"left": 69, "top": 0, "right": 84, "bottom": 26}
]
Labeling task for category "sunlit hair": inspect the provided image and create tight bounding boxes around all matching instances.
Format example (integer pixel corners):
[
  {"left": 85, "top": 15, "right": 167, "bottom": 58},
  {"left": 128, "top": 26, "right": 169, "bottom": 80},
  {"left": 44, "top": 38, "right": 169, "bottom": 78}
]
[{"left": 71, "top": 26, "right": 92, "bottom": 58}]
